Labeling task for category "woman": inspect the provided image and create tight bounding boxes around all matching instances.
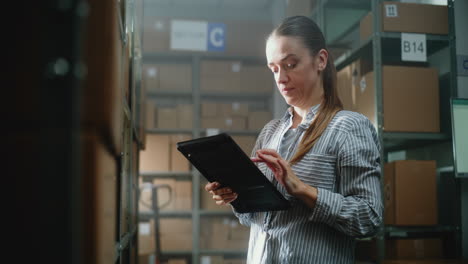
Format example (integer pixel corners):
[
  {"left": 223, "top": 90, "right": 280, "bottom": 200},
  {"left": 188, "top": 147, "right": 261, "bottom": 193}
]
[{"left": 205, "top": 16, "right": 382, "bottom": 264}]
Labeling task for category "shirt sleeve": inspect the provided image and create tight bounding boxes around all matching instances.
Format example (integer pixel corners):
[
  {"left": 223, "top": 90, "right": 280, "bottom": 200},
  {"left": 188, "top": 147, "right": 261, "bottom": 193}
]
[{"left": 308, "top": 116, "right": 383, "bottom": 237}]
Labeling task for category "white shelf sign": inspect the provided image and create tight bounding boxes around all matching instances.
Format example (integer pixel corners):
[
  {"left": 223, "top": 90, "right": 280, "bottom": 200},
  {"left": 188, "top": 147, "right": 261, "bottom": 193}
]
[
  {"left": 401, "top": 33, "right": 427, "bottom": 62},
  {"left": 170, "top": 20, "right": 225, "bottom": 52},
  {"left": 385, "top": 4, "right": 398, "bottom": 17}
]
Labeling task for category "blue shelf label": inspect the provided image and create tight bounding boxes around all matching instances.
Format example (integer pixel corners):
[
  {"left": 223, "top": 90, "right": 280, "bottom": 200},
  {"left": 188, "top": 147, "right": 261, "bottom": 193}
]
[{"left": 207, "top": 23, "right": 226, "bottom": 52}]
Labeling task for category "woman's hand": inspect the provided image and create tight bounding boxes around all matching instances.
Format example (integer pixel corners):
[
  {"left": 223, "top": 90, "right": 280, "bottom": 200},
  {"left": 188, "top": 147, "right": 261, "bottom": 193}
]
[
  {"left": 252, "top": 149, "right": 318, "bottom": 208},
  {"left": 204, "top": 181, "right": 238, "bottom": 206}
]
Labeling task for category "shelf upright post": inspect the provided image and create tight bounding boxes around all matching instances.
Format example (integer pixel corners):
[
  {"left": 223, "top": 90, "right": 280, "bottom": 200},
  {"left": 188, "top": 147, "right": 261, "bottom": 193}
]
[
  {"left": 192, "top": 54, "right": 202, "bottom": 264},
  {"left": 316, "top": 0, "right": 325, "bottom": 33},
  {"left": 371, "top": 0, "right": 386, "bottom": 263},
  {"left": 448, "top": 0, "right": 458, "bottom": 99}
]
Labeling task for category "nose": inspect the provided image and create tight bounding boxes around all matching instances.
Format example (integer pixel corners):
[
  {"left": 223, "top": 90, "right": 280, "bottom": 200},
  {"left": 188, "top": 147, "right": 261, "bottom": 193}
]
[{"left": 277, "top": 69, "right": 288, "bottom": 85}]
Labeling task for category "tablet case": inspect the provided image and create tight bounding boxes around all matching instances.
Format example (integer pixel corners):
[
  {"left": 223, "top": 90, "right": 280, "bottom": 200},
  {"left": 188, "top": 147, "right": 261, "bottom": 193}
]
[{"left": 176, "top": 133, "right": 290, "bottom": 213}]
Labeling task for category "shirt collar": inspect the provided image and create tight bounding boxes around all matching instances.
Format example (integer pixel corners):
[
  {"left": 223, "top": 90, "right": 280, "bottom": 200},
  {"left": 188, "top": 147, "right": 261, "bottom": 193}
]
[{"left": 281, "top": 103, "right": 321, "bottom": 129}]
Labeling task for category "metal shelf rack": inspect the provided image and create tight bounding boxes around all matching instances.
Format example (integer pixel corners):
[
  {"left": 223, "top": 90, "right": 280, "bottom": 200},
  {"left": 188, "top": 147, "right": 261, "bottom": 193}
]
[
  {"left": 311, "top": 0, "right": 461, "bottom": 263},
  {"left": 139, "top": 52, "right": 273, "bottom": 264}
]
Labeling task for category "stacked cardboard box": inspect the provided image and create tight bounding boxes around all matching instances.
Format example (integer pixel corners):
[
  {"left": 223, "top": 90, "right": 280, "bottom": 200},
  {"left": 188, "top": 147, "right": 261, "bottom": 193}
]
[
  {"left": 142, "top": 63, "right": 192, "bottom": 93},
  {"left": 285, "top": 0, "right": 315, "bottom": 17},
  {"left": 200, "top": 256, "right": 246, "bottom": 264},
  {"left": 201, "top": 60, "right": 272, "bottom": 94},
  {"left": 138, "top": 220, "right": 155, "bottom": 255},
  {"left": 146, "top": 104, "right": 193, "bottom": 130},
  {"left": 81, "top": 133, "right": 118, "bottom": 263},
  {"left": 384, "top": 160, "right": 438, "bottom": 226},
  {"left": 201, "top": 102, "right": 248, "bottom": 130},
  {"left": 386, "top": 239, "right": 443, "bottom": 259},
  {"left": 382, "top": 260, "right": 464, "bottom": 264},
  {"left": 200, "top": 101, "right": 272, "bottom": 132},
  {"left": 200, "top": 218, "right": 250, "bottom": 250},
  {"left": 139, "top": 178, "right": 192, "bottom": 212},
  {"left": 159, "top": 219, "right": 193, "bottom": 251},
  {"left": 337, "top": 63, "right": 440, "bottom": 132},
  {"left": 360, "top": 2, "right": 448, "bottom": 41},
  {"left": 139, "top": 134, "right": 191, "bottom": 172}
]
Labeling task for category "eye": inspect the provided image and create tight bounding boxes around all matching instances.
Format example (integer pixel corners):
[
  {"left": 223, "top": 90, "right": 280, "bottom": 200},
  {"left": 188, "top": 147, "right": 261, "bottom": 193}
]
[
  {"left": 286, "top": 63, "right": 296, "bottom": 69},
  {"left": 270, "top": 66, "right": 278, "bottom": 74}
]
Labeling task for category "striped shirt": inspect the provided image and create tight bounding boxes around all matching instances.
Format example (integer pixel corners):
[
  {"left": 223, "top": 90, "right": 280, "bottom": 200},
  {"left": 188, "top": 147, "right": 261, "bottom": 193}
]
[{"left": 233, "top": 104, "right": 383, "bottom": 264}]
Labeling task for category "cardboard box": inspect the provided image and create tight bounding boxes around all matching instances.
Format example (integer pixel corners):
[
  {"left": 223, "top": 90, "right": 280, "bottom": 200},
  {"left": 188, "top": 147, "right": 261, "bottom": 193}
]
[
  {"left": 232, "top": 136, "right": 257, "bottom": 156},
  {"left": 168, "top": 259, "right": 188, "bottom": 264},
  {"left": 201, "top": 60, "right": 242, "bottom": 93},
  {"left": 201, "top": 102, "right": 219, "bottom": 117},
  {"left": 384, "top": 160, "right": 437, "bottom": 225},
  {"left": 138, "top": 181, "right": 154, "bottom": 212},
  {"left": 200, "top": 218, "right": 249, "bottom": 250},
  {"left": 241, "top": 65, "right": 273, "bottom": 93},
  {"left": 158, "top": 64, "right": 192, "bottom": 92},
  {"left": 200, "top": 256, "right": 224, "bottom": 264},
  {"left": 175, "top": 180, "right": 192, "bottom": 210},
  {"left": 139, "top": 134, "right": 170, "bottom": 171},
  {"left": 357, "top": 66, "right": 440, "bottom": 132},
  {"left": 159, "top": 219, "right": 193, "bottom": 235},
  {"left": 224, "top": 20, "right": 272, "bottom": 57},
  {"left": 201, "top": 117, "right": 246, "bottom": 130},
  {"left": 220, "top": 102, "right": 249, "bottom": 117},
  {"left": 177, "top": 104, "right": 193, "bottom": 129},
  {"left": 170, "top": 134, "right": 191, "bottom": 172},
  {"left": 146, "top": 101, "right": 156, "bottom": 129},
  {"left": 152, "top": 178, "right": 176, "bottom": 211},
  {"left": 81, "top": 132, "right": 117, "bottom": 263},
  {"left": 138, "top": 221, "right": 155, "bottom": 255},
  {"left": 286, "top": 0, "right": 314, "bottom": 17},
  {"left": 382, "top": 260, "right": 466, "bottom": 264},
  {"left": 156, "top": 107, "right": 178, "bottom": 129},
  {"left": 360, "top": 2, "right": 448, "bottom": 41},
  {"left": 224, "top": 259, "right": 246, "bottom": 264},
  {"left": 337, "top": 61, "right": 361, "bottom": 111},
  {"left": 83, "top": 0, "right": 123, "bottom": 156},
  {"left": 201, "top": 60, "right": 243, "bottom": 76},
  {"left": 386, "top": 239, "right": 443, "bottom": 259},
  {"left": 142, "top": 64, "right": 160, "bottom": 92},
  {"left": 160, "top": 234, "right": 193, "bottom": 251},
  {"left": 143, "top": 17, "right": 170, "bottom": 52},
  {"left": 159, "top": 219, "right": 193, "bottom": 251},
  {"left": 248, "top": 111, "right": 271, "bottom": 131}
]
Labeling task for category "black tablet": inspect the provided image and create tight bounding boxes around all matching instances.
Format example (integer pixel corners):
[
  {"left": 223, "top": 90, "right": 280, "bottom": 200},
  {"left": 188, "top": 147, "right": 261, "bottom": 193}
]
[{"left": 176, "top": 133, "right": 291, "bottom": 213}]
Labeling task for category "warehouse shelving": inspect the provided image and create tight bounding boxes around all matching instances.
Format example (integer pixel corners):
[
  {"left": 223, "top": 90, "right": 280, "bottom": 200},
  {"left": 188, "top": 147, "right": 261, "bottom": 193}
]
[
  {"left": 140, "top": 50, "right": 273, "bottom": 264},
  {"left": 311, "top": 0, "right": 461, "bottom": 263}
]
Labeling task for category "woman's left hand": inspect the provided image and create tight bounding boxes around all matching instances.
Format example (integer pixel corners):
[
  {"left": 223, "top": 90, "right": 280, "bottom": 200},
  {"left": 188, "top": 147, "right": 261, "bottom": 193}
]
[{"left": 252, "top": 149, "right": 318, "bottom": 208}]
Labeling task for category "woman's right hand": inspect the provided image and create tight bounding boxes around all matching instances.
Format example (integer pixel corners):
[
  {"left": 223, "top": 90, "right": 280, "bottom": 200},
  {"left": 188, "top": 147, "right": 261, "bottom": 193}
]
[{"left": 204, "top": 182, "right": 238, "bottom": 206}]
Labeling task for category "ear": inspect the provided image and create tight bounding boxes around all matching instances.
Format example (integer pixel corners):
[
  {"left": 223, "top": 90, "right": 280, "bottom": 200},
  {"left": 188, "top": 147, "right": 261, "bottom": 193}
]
[{"left": 316, "top": 49, "right": 329, "bottom": 72}]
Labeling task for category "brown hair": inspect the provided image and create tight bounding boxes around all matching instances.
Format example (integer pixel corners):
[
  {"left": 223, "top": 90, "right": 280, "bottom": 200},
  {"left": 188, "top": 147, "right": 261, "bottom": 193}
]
[{"left": 271, "top": 16, "right": 343, "bottom": 164}]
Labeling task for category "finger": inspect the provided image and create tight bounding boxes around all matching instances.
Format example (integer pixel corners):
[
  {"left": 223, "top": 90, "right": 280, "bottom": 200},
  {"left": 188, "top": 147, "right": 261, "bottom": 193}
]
[
  {"left": 205, "top": 181, "right": 220, "bottom": 192},
  {"left": 212, "top": 192, "right": 238, "bottom": 202},
  {"left": 257, "top": 152, "right": 280, "bottom": 166},
  {"left": 251, "top": 157, "right": 263, "bottom": 162},
  {"left": 215, "top": 194, "right": 238, "bottom": 205},
  {"left": 278, "top": 159, "right": 290, "bottom": 173},
  {"left": 212, "top": 187, "right": 234, "bottom": 196},
  {"left": 257, "top": 149, "right": 281, "bottom": 158}
]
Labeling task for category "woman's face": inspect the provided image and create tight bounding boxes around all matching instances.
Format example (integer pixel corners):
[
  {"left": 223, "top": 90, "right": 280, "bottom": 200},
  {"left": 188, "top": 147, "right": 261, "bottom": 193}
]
[{"left": 266, "top": 35, "right": 324, "bottom": 109}]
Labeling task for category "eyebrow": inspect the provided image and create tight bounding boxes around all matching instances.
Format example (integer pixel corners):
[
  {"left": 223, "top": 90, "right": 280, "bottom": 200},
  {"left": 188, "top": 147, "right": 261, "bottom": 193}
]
[{"left": 267, "top": 54, "right": 298, "bottom": 67}]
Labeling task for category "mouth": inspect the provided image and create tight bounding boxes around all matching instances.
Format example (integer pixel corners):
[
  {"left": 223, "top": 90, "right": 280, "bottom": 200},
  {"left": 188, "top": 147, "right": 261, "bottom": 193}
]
[{"left": 281, "top": 87, "right": 294, "bottom": 93}]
